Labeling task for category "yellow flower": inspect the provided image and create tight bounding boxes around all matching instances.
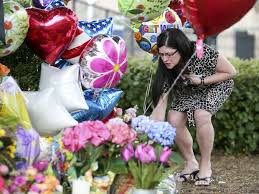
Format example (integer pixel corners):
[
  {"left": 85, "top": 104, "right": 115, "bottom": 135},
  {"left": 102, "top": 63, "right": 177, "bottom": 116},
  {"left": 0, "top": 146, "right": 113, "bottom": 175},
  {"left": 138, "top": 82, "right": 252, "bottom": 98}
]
[
  {"left": 0, "top": 129, "right": 6, "bottom": 137},
  {"left": 7, "top": 145, "right": 16, "bottom": 153}
]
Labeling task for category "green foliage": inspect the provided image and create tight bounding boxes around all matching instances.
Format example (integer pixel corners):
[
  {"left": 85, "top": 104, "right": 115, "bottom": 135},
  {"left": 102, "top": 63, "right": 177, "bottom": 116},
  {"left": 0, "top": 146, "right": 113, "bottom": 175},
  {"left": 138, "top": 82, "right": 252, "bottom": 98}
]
[
  {"left": 213, "top": 58, "right": 259, "bottom": 153},
  {"left": 1, "top": 43, "right": 42, "bottom": 91},
  {"left": 118, "top": 57, "right": 156, "bottom": 115}
]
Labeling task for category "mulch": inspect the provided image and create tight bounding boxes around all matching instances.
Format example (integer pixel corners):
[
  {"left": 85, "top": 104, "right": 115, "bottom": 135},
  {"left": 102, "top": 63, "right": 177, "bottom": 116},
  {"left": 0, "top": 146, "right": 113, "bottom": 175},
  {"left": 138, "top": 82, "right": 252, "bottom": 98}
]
[{"left": 180, "top": 151, "right": 259, "bottom": 194}]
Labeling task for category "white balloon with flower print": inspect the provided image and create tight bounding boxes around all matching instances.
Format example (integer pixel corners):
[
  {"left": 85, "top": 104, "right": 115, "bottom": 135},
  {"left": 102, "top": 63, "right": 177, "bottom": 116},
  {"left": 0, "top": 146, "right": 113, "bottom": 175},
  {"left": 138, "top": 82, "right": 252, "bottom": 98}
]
[{"left": 79, "top": 35, "right": 128, "bottom": 89}]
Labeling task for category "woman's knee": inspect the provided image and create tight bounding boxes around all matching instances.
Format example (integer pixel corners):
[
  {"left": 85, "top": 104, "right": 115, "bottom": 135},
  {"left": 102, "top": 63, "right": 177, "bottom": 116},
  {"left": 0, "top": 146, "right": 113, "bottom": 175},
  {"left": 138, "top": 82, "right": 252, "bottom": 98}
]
[
  {"left": 194, "top": 109, "right": 212, "bottom": 127},
  {"left": 167, "top": 110, "right": 187, "bottom": 128}
]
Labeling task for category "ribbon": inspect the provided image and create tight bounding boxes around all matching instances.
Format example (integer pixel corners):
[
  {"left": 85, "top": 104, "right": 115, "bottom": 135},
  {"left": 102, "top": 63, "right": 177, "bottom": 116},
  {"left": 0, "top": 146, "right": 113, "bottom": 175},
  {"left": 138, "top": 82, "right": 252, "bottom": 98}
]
[{"left": 0, "top": 0, "right": 5, "bottom": 44}]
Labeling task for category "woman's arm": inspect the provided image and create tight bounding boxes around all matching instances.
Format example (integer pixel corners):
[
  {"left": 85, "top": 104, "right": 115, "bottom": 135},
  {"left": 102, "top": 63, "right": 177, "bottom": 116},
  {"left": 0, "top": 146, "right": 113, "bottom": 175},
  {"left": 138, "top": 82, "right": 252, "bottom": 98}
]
[
  {"left": 150, "top": 94, "right": 168, "bottom": 121},
  {"left": 203, "top": 54, "right": 237, "bottom": 85},
  {"left": 183, "top": 53, "right": 237, "bottom": 85}
]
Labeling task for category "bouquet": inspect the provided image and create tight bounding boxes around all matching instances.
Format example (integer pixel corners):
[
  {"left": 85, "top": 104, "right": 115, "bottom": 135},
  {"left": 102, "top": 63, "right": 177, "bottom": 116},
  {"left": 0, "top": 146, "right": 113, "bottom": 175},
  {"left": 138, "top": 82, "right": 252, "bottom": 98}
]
[
  {"left": 120, "top": 115, "right": 182, "bottom": 190},
  {"left": 61, "top": 119, "right": 137, "bottom": 193}
]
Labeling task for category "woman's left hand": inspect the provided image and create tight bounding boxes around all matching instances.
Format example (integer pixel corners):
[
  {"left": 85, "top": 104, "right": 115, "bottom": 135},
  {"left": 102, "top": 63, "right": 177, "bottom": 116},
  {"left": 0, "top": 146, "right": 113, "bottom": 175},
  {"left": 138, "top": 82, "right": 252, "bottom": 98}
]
[{"left": 183, "top": 74, "right": 201, "bottom": 85}]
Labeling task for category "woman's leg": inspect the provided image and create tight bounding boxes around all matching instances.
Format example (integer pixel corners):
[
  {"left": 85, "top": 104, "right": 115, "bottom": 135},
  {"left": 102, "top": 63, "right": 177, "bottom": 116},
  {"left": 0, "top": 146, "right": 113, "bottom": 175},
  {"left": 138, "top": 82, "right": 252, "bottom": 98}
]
[
  {"left": 167, "top": 110, "right": 199, "bottom": 174},
  {"left": 194, "top": 109, "right": 214, "bottom": 179}
]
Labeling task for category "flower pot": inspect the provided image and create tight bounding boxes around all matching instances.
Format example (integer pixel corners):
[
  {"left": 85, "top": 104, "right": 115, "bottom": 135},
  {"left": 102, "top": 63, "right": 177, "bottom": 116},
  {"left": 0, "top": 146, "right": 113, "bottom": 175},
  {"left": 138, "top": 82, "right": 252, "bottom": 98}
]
[
  {"left": 72, "top": 179, "right": 90, "bottom": 194},
  {"left": 131, "top": 188, "right": 157, "bottom": 194}
]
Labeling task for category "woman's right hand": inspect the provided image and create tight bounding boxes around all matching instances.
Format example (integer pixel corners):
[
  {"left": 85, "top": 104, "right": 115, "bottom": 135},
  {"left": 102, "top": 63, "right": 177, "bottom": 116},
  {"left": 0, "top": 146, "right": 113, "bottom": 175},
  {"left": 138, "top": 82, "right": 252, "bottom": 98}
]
[{"left": 150, "top": 95, "right": 168, "bottom": 121}]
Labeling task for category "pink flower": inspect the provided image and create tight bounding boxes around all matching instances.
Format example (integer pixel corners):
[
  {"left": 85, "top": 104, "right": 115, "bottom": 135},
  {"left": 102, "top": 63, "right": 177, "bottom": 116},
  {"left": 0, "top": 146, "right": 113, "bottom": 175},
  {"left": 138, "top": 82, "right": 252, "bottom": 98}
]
[
  {"left": 62, "top": 123, "right": 92, "bottom": 152},
  {"left": 85, "top": 121, "right": 110, "bottom": 146},
  {"left": 121, "top": 144, "right": 134, "bottom": 161},
  {"left": 0, "top": 165, "right": 9, "bottom": 175},
  {"left": 14, "top": 175, "right": 27, "bottom": 186},
  {"left": 159, "top": 146, "right": 172, "bottom": 163},
  {"left": 33, "top": 160, "right": 48, "bottom": 172},
  {"left": 0, "top": 176, "right": 4, "bottom": 192},
  {"left": 35, "top": 174, "right": 45, "bottom": 183},
  {"left": 90, "top": 37, "right": 128, "bottom": 88},
  {"left": 135, "top": 144, "right": 157, "bottom": 164},
  {"left": 106, "top": 121, "right": 136, "bottom": 145},
  {"left": 29, "top": 184, "right": 40, "bottom": 192}
]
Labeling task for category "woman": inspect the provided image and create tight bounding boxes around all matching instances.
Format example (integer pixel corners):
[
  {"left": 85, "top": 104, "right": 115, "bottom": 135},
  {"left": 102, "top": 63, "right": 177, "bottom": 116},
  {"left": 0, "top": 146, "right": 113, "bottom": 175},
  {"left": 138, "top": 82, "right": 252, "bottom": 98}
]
[{"left": 150, "top": 28, "right": 236, "bottom": 186}]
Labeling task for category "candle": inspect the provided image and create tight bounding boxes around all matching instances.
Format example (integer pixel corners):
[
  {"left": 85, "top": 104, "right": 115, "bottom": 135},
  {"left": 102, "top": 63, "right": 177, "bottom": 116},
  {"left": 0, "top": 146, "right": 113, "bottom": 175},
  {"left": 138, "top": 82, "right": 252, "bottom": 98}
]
[{"left": 72, "top": 179, "right": 90, "bottom": 194}]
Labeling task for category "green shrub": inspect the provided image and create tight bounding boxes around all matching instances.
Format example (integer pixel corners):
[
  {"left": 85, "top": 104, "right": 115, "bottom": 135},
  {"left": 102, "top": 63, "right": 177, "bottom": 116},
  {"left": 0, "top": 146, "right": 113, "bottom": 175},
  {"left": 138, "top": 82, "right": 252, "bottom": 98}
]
[
  {"left": 213, "top": 58, "right": 259, "bottom": 153},
  {"left": 1, "top": 43, "right": 42, "bottom": 91}
]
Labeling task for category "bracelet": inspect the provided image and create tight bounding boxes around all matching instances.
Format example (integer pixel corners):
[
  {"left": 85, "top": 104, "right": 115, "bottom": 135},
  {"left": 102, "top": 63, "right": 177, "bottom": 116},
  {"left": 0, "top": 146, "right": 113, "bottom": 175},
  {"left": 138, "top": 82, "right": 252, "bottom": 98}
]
[{"left": 200, "top": 77, "right": 205, "bottom": 85}]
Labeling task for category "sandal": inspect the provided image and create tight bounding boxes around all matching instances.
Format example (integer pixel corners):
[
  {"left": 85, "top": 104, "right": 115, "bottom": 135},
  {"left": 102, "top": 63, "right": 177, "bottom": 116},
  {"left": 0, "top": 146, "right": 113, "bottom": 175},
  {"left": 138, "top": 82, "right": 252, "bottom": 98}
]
[
  {"left": 178, "top": 170, "right": 199, "bottom": 182},
  {"left": 195, "top": 176, "right": 213, "bottom": 186}
]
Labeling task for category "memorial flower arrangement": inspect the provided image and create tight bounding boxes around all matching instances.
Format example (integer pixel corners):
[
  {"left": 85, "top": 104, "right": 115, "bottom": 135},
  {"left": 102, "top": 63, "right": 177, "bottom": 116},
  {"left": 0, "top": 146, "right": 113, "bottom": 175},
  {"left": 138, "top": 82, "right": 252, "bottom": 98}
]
[{"left": 120, "top": 115, "right": 180, "bottom": 190}]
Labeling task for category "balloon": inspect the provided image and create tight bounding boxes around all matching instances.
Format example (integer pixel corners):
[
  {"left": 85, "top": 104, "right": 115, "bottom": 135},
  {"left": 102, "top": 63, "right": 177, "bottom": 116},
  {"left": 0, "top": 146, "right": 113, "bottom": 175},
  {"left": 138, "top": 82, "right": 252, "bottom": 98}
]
[
  {"left": 135, "top": 7, "right": 182, "bottom": 55},
  {"left": 118, "top": 0, "right": 170, "bottom": 23},
  {"left": 61, "top": 17, "right": 113, "bottom": 64},
  {"left": 15, "top": 0, "right": 31, "bottom": 7},
  {"left": 25, "top": 7, "right": 78, "bottom": 64},
  {"left": 169, "top": 0, "right": 191, "bottom": 28},
  {"left": 45, "top": 0, "right": 65, "bottom": 10},
  {"left": 71, "top": 88, "right": 123, "bottom": 123},
  {"left": 61, "top": 26, "right": 91, "bottom": 64},
  {"left": 33, "top": 0, "right": 52, "bottom": 8},
  {"left": 78, "top": 17, "right": 113, "bottom": 37},
  {"left": 54, "top": 58, "right": 72, "bottom": 68},
  {"left": 24, "top": 88, "right": 78, "bottom": 136},
  {"left": 183, "top": 0, "right": 256, "bottom": 39},
  {"left": 80, "top": 35, "right": 128, "bottom": 89},
  {"left": 0, "top": 1, "right": 29, "bottom": 57},
  {"left": 39, "top": 63, "right": 89, "bottom": 112}
]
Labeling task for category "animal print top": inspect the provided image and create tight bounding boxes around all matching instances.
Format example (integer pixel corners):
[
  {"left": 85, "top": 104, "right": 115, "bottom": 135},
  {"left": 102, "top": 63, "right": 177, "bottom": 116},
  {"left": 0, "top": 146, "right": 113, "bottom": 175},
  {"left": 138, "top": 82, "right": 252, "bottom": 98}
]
[{"left": 166, "top": 44, "right": 234, "bottom": 126}]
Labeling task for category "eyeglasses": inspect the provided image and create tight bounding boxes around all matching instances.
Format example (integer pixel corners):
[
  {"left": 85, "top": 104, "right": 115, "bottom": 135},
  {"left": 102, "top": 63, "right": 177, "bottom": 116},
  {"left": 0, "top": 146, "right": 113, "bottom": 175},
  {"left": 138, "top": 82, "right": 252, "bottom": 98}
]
[{"left": 158, "top": 50, "right": 178, "bottom": 58}]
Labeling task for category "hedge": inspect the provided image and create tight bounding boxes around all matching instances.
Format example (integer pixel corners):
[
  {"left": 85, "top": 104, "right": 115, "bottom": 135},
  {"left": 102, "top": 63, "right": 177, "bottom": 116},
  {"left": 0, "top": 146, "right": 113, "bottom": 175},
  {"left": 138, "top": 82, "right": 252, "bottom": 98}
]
[{"left": 1, "top": 44, "right": 259, "bottom": 153}]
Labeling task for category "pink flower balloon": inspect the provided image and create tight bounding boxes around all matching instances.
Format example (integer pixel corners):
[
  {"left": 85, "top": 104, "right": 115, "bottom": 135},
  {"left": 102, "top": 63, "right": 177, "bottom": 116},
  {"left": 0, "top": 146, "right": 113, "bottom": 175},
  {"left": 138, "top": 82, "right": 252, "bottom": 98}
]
[{"left": 80, "top": 35, "right": 128, "bottom": 89}]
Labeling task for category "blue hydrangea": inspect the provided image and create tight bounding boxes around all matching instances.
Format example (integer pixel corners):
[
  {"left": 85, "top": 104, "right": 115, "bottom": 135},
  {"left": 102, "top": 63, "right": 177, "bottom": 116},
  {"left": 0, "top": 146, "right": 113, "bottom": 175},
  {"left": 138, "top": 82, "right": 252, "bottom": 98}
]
[
  {"left": 146, "top": 121, "right": 176, "bottom": 146},
  {"left": 131, "top": 115, "right": 153, "bottom": 133}
]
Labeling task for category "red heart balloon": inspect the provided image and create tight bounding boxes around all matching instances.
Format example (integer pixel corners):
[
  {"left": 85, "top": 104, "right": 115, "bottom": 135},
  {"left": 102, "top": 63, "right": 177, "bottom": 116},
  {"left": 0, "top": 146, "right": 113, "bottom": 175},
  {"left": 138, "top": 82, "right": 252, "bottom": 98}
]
[
  {"left": 184, "top": 0, "right": 256, "bottom": 39},
  {"left": 26, "top": 7, "right": 78, "bottom": 64}
]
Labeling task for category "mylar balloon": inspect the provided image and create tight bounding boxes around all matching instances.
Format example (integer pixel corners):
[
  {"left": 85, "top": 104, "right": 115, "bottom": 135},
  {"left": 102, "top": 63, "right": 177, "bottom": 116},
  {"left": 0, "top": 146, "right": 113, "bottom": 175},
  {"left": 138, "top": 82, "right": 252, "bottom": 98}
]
[
  {"left": 71, "top": 88, "right": 123, "bottom": 123},
  {"left": 45, "top": 0, "right": 65, "bottom": 10},
  {"left": 61, "top": 18, "right": 113, "bottom": 64},
  {"left": 33, "top": 0, "right": 52, "bottom": 8},
  {"left": 183, "top": 0, "right": 256, "bottom": 39},
  {"left": 135, "top": 7, "right": 182, "bottom": 55},
  {"left": 169, "top": 0, "right": 191, "bottom": 28},
  {"left": 0, "top": 1, "right": 29, "bottom": 57},
  {"left": 61, "top": 26, "right": 91, "bottom": 64},
  {"left": 118, "top": 0, "right": 170, "bottom": 23},
  {"left": 80, "top": 35, "right": 128, "bottom": 89},
  {"left": 78, "top": 17, "right": 113, "bottom": 37},
  {"left": 26, "top": 7, "right": 78, "bottom": 64}
]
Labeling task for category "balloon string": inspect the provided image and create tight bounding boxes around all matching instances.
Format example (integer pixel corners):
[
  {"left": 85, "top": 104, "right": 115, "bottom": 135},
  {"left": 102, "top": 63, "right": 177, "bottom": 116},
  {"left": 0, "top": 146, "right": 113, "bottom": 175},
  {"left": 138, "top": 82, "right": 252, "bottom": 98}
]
[
  {"left": 143, "top": 51, "right": 196, "bottom": 115},
  {"left": 143, "top": 59, "right": 155, "bottom": 114}
]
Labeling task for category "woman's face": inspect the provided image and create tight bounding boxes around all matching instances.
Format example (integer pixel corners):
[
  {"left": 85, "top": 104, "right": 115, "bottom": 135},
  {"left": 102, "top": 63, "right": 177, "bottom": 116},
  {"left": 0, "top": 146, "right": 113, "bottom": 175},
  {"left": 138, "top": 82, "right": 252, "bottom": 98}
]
[{"left": 158, "top": 46, "right": 181, "bottom": 69}]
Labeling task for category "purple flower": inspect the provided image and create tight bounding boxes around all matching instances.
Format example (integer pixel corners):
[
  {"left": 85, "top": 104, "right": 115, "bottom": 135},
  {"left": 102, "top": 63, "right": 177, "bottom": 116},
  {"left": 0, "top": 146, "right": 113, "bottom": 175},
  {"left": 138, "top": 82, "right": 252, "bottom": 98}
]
[
  {"left": 33, "top": 160, "right": 49, "bottom": 172},
  {"left": 121, "top": 144, "right": 134, "bottom": 161},
  {"left": 160, "top": 146, "right": 172, "bottom": 163},
  {"left": 16, "top": 126, "right": 40, "bottom": 165},
  {"left": 135, "top": 144, "right": 156, "bottom": 164},
  {"left": 14, "top": 175, "right": 27, "bottom": 186}
]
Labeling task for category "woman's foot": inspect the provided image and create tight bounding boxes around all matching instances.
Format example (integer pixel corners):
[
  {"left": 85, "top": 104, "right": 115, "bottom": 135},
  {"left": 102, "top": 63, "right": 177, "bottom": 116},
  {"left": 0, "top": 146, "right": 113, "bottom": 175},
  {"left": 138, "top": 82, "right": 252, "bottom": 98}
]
[
  {"left": 195, "top": 168, "right": 212, "bottom": 186},
  {"left": 178, "top": 161, "right": 199, "bottom": 182}
]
